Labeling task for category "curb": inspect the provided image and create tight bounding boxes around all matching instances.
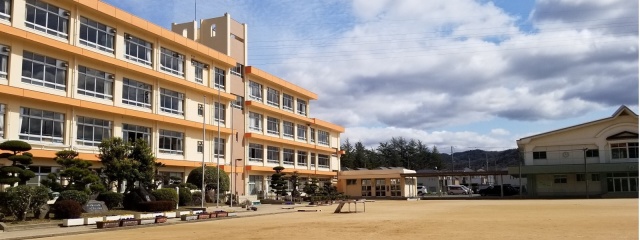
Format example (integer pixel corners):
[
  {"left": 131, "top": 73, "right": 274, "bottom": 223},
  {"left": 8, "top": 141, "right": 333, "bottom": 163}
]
[{"left": 2, "top": 210, "right": 297, "bottom": 240}]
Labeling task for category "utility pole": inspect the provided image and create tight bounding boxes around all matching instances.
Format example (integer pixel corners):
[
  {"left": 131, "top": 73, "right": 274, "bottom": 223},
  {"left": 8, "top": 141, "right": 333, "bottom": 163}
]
[
  {"left": 450, "top": 146, "right": 454, "bottom": 172},
  {"left": 583, "top": 148, "right": 589, "bottom": 199}
]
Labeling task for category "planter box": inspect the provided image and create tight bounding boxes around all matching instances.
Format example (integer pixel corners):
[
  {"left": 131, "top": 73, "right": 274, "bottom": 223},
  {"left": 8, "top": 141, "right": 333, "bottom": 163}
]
[
  {"left": 155, "top": 216, "right": 168, "bottom": 223},
  {"left": 139, "top": 219, "right": 156, "bottom": 225},
  {"left": 119, "top": 214, "right": 135, "bottom": 219},
  {"left": 134, "top": 213, "right": 156, "bottom": 219},
  {"left": 84, "top": 217, "right": 104, "bottom": 225},
  {"left": 63, "top": 218, "right": 84, "bottom": 227},
  {"left": 176, "top": 210, "right": 190, "bottom": 217},
  {"left": 163, "top": 212, "right": 177, "bottom": 218},
  {"left": 104, "top": 215, "right": 121, "bottom": 221},
  {"left": 215, "top": 211, "right": 228, "bottom": 217},
  {"left": 197, "top": 213, "right": 210, "bottom": 219},
  {"left": 97, "top": 221, "right": 120, "bottom": 229},
  {"left": 209, "top": 212, "right": 218, "bottom": 218},
  {"left": 120, "top": 219, "right": 138, "bottom": 227},
  {"left": 181, "top": 215, "right": 197, "bottom": 221}
]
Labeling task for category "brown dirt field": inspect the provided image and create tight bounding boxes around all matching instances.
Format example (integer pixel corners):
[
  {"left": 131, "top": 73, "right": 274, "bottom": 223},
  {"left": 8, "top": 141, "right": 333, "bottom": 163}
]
[{"left": 42, "top": 199, "right": 638, "bottom": 240}]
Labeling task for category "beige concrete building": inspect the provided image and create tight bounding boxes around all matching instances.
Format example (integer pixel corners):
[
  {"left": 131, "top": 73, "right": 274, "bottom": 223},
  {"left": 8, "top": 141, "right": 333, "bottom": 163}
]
[
  {"left": 509, "top": 106, "right": 638, "bottom": 197},
  {"left": 0, "top": 0, "right": 343, "bottom": 197},
  {"left": 337, "top": 168, "right": 418, "bottom": 198}
]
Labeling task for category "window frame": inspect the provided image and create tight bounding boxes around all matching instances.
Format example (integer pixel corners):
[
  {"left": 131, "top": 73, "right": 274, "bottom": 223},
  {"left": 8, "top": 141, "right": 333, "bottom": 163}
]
[
  {"left": 0, "top": 45, "right": 8, "bottom": 79},
  {"left": 248, "top": 81, "right": 263, "bottom": 101},
  {"left": 267, "top": 116, "right": 280, "bottom": 135},
  {"left": 192, "top": 60, "right": 205, "bottom": 84},
  {"left": 0, "top": 0, "right": 10, "bottom": 21},
  {"left": 318, "top": 154, "right": 329, "bottom": 168},
  {"left": 21, "top": 51, "right": 67, "bottom": 90},
  {"left": 213, "top": 137, "right": 225, "bottom": 158},
  {"left": 282, "top": 94, "right": 293, "bottom": 111},
  {"left": 249, "top": 143, "right": 263, "bottom": 162},
  {"left": 310, "top": 128, "right": 316, "bottom": 143},
  {"left": 267, "top": 146, "right": 280, "bottom": 164},
  {"left": 230, "top": 62, "right": 243, "bottom": 77},
  {"left": 532, "top": 151, "right": 547, "bottom": 160},
  {"left": 297, "top": 124, "right": 307, "bottom": 141},
  {"left": 76, "top": 116, "right": 112, "bottom": 146},
  {"left": 297, "top": 150, "right": 307, "bottom": 166},
  {"left": 318, "top": 130, "right": 330, "bottom": 146},
  {"left": 160, "top": 88, "right": 184, "bottom": 115},
  {"left": 19, "top": 107, "right": 64, "bottom": 143},
  {"left": 77, "top": 65, "right": 113, "bottom": 100},
  {"left": 214, "top": 102, "right": 226, "bottom": 124},
  {"left": 159, "top": 129, "right": 184, "bottom": 155},
  {"left": 79, "top": 16, "right": 115, "bottom": 53},
  {"left": 283, "top": 121, "right": 294, "bottom": 138},
  {"left": 122, "top": 78, "right": 152, "bottom": 108},
  {"left": 553, "top": 175, "right": 567, "bottom": 184},
  {"left": 296, "top": 98, "right": 307, "bottom": 116},
  {"left": 122, "top": 123, "right": 151, "bottom": 143},
  {"left": 231, "top": 95, "right": 244, "bottom": 110},
  {"left": 0, "top": 103, "right": 5, "bottom": 139},
  {"left": 160, "top": 47, "right": 184, "bottom": 77},
  {"left": 267, "top": 88, "right": 280, "bottom": 107},
  {"left": 124, "top": 33, "right": 153, "bottom": 66},
  {"left": 249, "top": 112, "right": 263, "bottom": 132},
  {"left": 214, "top": 67, "right": 225, "bottom": 90},
  {"left": 283, "top": 148, "right": 294, "bottom": 165},
  {"left": 585, "top": 149, "right": 599, "bottom": 158},
  {"left": 25, "top": 0, "right": 69, "bottom": 38}
]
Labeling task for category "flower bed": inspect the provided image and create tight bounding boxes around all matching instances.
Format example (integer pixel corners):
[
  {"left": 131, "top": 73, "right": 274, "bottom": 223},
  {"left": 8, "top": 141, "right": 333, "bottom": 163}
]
[
  {"left": 119, "top": 218, "right": 138, "bottom": 227},
  {"left": 96, "top": 221, "right": 120, "bottom": 229},
  {"left": 155, "top": 216, "right": 168, "bottom": 223},
  {"left": 215, "top": 211, "right": 228, "bottom": 217},
  {"left": 181, "top": 214, "right": 197, "bottom": 221},
  {"left": 197, "top": 213, "right": 210, "bottom": 219}
]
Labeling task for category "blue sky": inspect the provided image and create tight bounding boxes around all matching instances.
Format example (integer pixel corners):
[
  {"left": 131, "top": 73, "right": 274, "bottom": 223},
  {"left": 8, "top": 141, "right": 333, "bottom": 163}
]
[{"left": 103, "top": 0, "right": 639, "bottom": 152}]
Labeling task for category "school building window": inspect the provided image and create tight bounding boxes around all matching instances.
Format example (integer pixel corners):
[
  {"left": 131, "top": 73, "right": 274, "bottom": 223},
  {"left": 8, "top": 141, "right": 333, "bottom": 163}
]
[
  {"left": 22, "top": 51, "right": 67, "bottom": 90},
  {"left": 122, "top": 78, "right": 151, "bottom": 108},
  {"left": 19, "top": 107, "right": 64, "bottom": 143},
  {"left": 76, "top": 116, "right": 112, "bottom": 146},
  {"left": 79, "top": 16, "right": 115, "bottom": 53},
  {"left": 25, "top": 0, "right": 69, "bottom": 38},
  {"left": 77, "top": 65, "right": 113, "bottom": 100},
  {"left": 124, "top": 34, "right": 152, "bottom": 66}
]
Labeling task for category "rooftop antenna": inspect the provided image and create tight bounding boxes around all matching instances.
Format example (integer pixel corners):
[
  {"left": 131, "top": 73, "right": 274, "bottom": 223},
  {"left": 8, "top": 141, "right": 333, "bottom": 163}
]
[{"left": 194, "top": 0, "right": 197, "bottom": 21}]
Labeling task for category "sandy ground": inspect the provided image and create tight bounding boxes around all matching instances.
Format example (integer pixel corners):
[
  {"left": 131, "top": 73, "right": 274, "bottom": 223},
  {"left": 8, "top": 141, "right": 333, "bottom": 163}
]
[{"left": 41, "top": 199, "right": 638, "bottom": 240}]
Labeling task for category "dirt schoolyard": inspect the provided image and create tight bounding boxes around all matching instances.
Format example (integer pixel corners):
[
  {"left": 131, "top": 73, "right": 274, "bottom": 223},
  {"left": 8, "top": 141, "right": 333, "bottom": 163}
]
[{"left": 41, "top": 199, "right": 638, "bottom": 240}]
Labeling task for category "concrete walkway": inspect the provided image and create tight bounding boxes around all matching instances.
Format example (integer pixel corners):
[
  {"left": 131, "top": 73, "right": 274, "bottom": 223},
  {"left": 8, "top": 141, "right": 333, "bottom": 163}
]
[{"left": 0, "top": 204, "right": 302, "bottom": 240}]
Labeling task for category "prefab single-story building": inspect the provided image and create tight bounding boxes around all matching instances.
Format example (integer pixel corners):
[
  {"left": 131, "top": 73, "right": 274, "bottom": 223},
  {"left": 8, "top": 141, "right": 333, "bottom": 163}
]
[{"left": 336, "top": 167, "right": 418, "bottom": 198}]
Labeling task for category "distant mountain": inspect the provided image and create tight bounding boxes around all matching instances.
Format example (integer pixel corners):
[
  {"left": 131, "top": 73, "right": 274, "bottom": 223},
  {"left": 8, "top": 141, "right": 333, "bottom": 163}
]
[{"left": 437, "top": 148, "right": 521, "bottom": 171}]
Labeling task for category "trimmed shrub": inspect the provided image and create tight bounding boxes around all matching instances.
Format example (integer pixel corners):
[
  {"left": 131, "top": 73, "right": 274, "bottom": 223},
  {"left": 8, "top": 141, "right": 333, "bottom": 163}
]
[
  {"left": 58, "top": 190, "right": 89, "bottom": 205},
  {"left": 137, "top": 201, "right": 175, "bottom": 212},
  {"left": 191, "top": 192, "right": 203, "bottom": 206},
  {"left": 96, "top": 192, "right": 123, "bottom": 210},
  {"left": 122, "top": 191, "right": 143, "bottom": 210},
  {"left": 5, "top": 186, "right": 50, "bottom": 221},
  {"left": 260, "top": 199, "right": 285, "bottom": 205},
  {"left": 54, "top": 200, "right": 83, "bottom": 219},
  {"left": 152, "top": 188, "right": 178, "bottom": 205},
  {"left": 178, "top": 187, "right": 192, "bottom": 206}
]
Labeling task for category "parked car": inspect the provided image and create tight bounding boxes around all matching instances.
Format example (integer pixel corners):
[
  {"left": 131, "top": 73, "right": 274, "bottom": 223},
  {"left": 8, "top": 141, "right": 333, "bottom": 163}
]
[
  {"left": 417, "top": 186, "right": 428, "bottom": 195},
  {"left": 479, "top": 185, "right": 519, "bottom": 196},
  {"left": 447, "top": 185, "right": 472, "bottom": 195}
]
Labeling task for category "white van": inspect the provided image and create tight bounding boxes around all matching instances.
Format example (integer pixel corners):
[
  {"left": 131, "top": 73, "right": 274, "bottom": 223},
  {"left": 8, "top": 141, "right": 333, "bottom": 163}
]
[{"left": 447, "top": 185, "right": 471, "bottom": 195}]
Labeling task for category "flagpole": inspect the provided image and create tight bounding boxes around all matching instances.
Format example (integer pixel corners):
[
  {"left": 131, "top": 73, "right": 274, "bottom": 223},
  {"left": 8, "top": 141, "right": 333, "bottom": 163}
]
[
  {"left": 216, "top": 82, "right": 221, "bottom": 208},
  {"left": 201, "top": 95, "right": 206, "bottom": 208}
]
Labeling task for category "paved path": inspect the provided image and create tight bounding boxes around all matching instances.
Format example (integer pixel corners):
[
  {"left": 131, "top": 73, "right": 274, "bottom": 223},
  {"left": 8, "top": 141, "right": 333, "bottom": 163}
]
[{"left": 0, "top": 204, "right": 301, "bottom": 240}]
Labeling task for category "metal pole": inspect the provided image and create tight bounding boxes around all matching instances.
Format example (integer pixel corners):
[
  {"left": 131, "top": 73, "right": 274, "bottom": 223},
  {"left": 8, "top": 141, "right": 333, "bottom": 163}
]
[
  {"left": 584, "top": 148, "right": 589, "bottom": 199},
  {"left": 450, "top": 146, "right": 454, "bottom": 172},
  {"left": 216, "top": 83, "right": 221, "bottom": 208},
  {"left": 230, "top": 101, "right": 234, "bottom": 207},
  {"left": 519, "top": 158, "right": 522, "bottom": 198},
  {"left": 201, "top": 96, "right": 206, "bottom": 208}
]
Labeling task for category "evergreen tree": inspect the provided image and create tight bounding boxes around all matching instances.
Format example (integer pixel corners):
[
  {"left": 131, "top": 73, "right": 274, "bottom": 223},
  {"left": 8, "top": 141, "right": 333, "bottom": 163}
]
[
  {"left": 269, "top": 166, "right": 287, "bottom": 200},
  {"left": 40, "top": 150, "right": 104, "bottom": 193},
  {"left": 0, "top": 140, "right": 35, "bottom": 186}
]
